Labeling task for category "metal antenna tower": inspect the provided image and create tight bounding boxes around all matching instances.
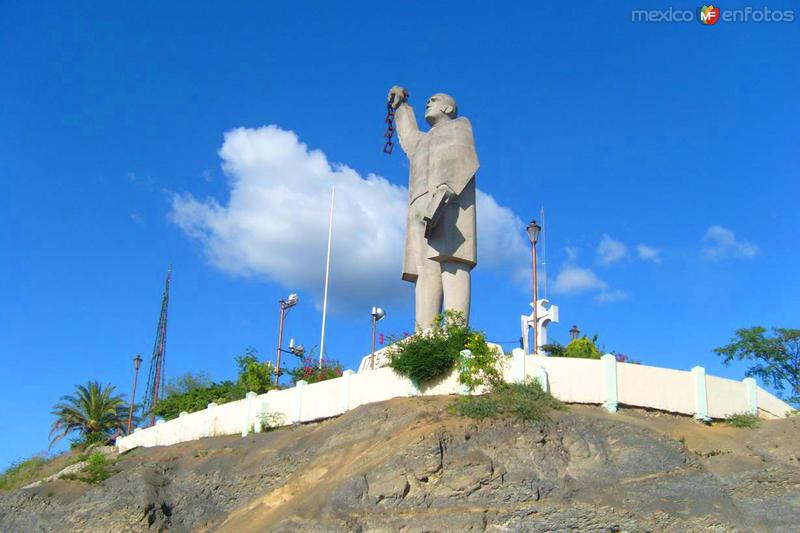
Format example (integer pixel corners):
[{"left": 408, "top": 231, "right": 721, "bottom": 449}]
[{"left": 143, "top": 266, "right": 172, "bottom": 426}]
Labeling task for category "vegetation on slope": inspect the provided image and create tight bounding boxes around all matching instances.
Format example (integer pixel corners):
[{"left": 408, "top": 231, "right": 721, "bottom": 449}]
[{"left": 452, "top": 379, "right": 565, "bottom": 422}]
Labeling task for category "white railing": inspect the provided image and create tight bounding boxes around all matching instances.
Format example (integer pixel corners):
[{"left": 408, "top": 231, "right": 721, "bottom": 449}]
[{"left": 117, "top": 350, "right": 794, "bottom": 452}]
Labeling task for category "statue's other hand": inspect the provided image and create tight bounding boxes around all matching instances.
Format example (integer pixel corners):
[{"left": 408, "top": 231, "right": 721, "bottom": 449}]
[
  {"left": 387, "top": 86, "right": 408, "bottom": 109},
  {"left": 435, "top": 183, "right": 456, "bottom": 202}
]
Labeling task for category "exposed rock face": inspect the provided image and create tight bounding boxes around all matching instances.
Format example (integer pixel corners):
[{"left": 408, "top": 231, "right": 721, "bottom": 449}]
[{"left": 1, "top": 397, "right": 798, "bottom": 532}]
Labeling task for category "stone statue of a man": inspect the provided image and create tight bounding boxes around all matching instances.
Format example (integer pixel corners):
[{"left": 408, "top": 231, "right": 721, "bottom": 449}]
[{"left": 388, "top": 86, "right": 479, "bottom": 329}]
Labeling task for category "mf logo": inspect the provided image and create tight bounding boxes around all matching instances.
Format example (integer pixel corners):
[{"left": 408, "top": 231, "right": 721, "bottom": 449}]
[{"left": 699, "top": 5, "right": 720, "bottom": 24}]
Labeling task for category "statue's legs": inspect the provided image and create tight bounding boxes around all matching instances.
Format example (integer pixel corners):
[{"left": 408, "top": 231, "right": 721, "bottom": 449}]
[
  {"left": 415, "top": 258, "right": 443, "bottom": 330},
  {"left": 441, "top": 261, "right": 471, "bottom": 326}
]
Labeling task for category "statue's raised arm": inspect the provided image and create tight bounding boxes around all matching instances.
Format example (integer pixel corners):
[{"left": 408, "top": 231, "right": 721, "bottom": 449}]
[{"left": 387, "top": 85, "right": 422, "bottom": 156}]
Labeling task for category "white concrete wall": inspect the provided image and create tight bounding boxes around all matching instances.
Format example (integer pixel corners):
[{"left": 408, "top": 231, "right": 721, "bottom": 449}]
[
  {"left": 117, "top": 354, "right": 795, "bottom": 452},
  {"left": 617, "top": 362, "right": 695, "bottom": 414},
  {"left": 757, "top": 387, "right": 792, "bottom": 418}
]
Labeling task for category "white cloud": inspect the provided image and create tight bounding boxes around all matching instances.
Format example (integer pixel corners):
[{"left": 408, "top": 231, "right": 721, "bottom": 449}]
[
  {"left": 596, "top": 234, "right": 627, "bottom": 265},
  {"left": 564, "top": 246, "right": 579, "bottom": 263},
  {"left": 595, "top": 289, "right": 628, "bottom": 303},
  {"left": 552, "top": 265, "right": 608, "bottom": 294},
  {"left": 170, "top": 125, "right": 529, "bottom": 313},
  {"left": 552, "top": 248, "right": 627, "bottom": 303},
  {"left": 636, "top": 243, "right": 661, "bottom": 263},
  {"left": 701, "top": 225, "right": 759, "bottom": 260}
]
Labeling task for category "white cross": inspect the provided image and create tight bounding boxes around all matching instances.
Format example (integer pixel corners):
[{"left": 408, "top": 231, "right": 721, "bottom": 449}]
[{"left": 520, "top": 299, "right": 559, "bottom": 355}]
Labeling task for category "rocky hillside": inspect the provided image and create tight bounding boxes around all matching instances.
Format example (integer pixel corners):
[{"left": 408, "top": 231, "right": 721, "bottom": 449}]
[{"left": 1, "top": 396, "right": 799, "bottom": 532}]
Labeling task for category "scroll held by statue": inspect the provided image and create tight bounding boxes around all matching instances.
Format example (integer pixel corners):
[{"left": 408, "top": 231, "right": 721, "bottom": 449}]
[{"left": 423, "top": 187, "right": 448, "bottom": 238}]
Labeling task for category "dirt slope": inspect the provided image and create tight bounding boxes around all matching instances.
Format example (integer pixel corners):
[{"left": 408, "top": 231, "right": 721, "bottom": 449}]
[{"left": 1, "top": 397, "right": 798, "bottom": 532}]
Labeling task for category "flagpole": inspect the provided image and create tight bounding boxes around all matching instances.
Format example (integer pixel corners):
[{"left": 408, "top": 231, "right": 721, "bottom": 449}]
[
  {"left": 541, "top": 206, "right": 547, "bottom": 300},
  {"left": 319, "top": 187, "right": 335, "bottom": 366}
]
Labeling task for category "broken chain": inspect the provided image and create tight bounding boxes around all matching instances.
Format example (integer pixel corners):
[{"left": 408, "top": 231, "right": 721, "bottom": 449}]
[
  {"left": 383, "top": 89, "right": 407, "bottom": 154},
  {"left": 383, "top": 103, "right": 395, "bottom": 154}
]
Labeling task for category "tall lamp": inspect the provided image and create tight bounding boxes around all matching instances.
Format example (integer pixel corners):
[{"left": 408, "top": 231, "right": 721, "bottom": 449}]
[
  {"left": 370, "top": 307, "right": 386, "bottom": 369},
  {"left": 275, "top": 293, "right": 299, "bottom": 385},
  {"left": 127, "top": 354, "right": 142, "bottom": 434},
  {"left": 526, "top": 220, "right": 541, "bottom": 354}
]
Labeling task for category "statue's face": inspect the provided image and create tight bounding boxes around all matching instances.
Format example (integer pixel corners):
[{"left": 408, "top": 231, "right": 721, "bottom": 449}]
[{"left": 425, "top": 93, "right": 456, "bottom": 125}]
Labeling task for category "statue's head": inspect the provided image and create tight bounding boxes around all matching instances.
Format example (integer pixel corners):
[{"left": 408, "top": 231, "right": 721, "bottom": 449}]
[{"left": 424, "top": 93, "right": 457, "bottom": 126}]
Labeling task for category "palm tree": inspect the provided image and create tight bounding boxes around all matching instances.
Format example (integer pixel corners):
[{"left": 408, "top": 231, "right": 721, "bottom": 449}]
[{"left": 49, "top": 381, "right": 128, "bottom": 448}]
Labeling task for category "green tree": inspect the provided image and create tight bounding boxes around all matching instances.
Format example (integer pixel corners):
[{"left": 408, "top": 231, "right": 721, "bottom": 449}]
[
  {"left": 49, "top": 381, "right": 128, "bottom": 448},
  {"left": 152, "top": 348, "right": 278, "bottom": 421},
  {"left": 541, "top": 342, "right": 566, "bottom": 357},
  {"left": 152, "top": 380, "right": 244, "bottom": 421},
  {"left": 235, "top": 346, "right": 276, "bottom": 394},
  {"left": 714, "top": 327, "right": 800, "bottom": 406},
  {"left": 163, "top": 372, "right": 213, "bottom": 397}
]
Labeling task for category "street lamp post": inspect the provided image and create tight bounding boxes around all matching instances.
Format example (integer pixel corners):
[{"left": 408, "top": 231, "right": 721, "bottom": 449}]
[
  {"left": 127, "top": 354, "right": 142, "bottom": 434},
  {"left": 526, "top": 220, "right": 542, "bottom": 355},
  {"left": 369, "top": 307, "right": 386, "bottom": 369},
  {"left": 274, "top": 293, "right": 299, "bottom": 386}
]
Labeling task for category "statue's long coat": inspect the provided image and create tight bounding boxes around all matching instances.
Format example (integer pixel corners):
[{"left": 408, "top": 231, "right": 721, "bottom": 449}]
[{"left": 395, "top": 104, "right": 479, "bottom": 282}]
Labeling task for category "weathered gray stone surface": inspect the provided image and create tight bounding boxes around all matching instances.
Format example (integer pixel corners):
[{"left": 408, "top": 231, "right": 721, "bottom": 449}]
[
  {"left": 389, "top": 86, "right": 478, "bottom": 329},
  {"left": 1, "top": 398, "right": 799, "bottom": 532}
]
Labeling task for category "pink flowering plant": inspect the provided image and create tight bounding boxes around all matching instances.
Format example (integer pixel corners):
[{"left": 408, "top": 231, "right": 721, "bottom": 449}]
[{"left": 287, "top": 356, "right": 344, "bottom": 385}]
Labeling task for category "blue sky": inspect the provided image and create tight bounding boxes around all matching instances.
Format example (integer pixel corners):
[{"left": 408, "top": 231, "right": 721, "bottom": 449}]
[{"left": 1, "top": 2, "right": 798, "bottom": 468}]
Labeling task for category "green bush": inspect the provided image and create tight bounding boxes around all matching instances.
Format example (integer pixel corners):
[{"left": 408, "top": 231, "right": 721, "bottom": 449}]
[
  {"left": 258, "top": 411, "right": 286, "bottom": 432},
  {"left": 61, "top": 452, "right": 118, "bottom": 485},
  {"left": 235, "top": 347, "right": 276, "bottom": 394},
  {"left": 458, "top": 330, "right": 502, "bottom": 391},
  {"left": 153, "top": 348, "right": 277, "bottom": 421},
  {"left": 452, "top": 379, "right": 565, "bottom": 422},
  {"left": 153, "top": 380, "right": 246, "bottom": 421},
  {"left": 563, "top": 337, "right": 602, "bottom": 359},
  {"left": 725, "top": 413, "right": 760, "bottom": 428},
  {"left": 388, "top": 311, "right": 501, "bottom": 390},
  {"left": 541, "top": 343, "right": 565, "bottom": 357}
]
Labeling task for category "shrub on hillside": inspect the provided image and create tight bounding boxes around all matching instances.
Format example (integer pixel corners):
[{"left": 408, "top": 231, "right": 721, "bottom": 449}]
[
  {"left": 452, "top": 379, "right": 565, "bottom": 422},
  {"left": 235, "top": 347, "right": 276, "bottom": 394},
  {"left": 0, "top": 456, "right": 49, "bottom": 491},
  {"left": 153, "top": 380, "right": 246, "bottom": 420},
  {"left": 563, "top": 337, "right": 602, "bottom": 359},
  {"left": 725, "top": 413, "right": 759, "bottom": 429},
  {"left": 258, "top": 412, "right": 286, "bottom": 432},
  {"left": 153, "top": 348, "right": 278, "bottom": 421},
  {"left": 388, "top": 311, "right": 501, "bottom": 390},
  {"left": 60, "top": 451, "right": 118, "bottom": 485},
  {"left": 541, "top": 342, "right": 565, "bottom": 357}
]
